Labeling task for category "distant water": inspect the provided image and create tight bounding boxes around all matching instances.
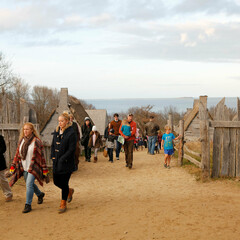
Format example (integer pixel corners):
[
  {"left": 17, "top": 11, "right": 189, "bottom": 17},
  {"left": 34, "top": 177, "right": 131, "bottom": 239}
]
[{"left": 85, "top": 97, "right": 238, "bottom": 114}]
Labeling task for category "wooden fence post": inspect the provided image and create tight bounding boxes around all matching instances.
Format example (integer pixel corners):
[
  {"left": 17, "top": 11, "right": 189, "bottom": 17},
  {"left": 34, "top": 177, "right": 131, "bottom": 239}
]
[
  {"left": 236, "top": 98, "right": 240, "bottom": 177},
  {"left": 199, "top": 96, "right": 210, "bottom": 179},
  {"left": 178, "top": 120, "right": 184, "bottom": 166}
]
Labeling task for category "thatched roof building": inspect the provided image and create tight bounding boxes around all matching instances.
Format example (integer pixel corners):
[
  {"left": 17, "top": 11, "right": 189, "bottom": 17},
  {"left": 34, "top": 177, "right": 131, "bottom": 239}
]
[{"left": 40, "top": 88, "right": 91, "bottom": 145}]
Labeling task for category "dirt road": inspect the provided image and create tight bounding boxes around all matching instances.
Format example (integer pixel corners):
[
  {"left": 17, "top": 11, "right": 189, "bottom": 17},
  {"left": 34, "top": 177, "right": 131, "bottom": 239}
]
[{"left": 1, "top": 150, "right": 240, "bottom": 240}]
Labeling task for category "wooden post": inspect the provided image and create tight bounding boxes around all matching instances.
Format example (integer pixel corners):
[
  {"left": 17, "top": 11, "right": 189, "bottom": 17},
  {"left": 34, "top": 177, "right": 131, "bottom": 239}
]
[
  {"left": 178, "top": 120, "right": 184, "bottom": 166},
  {"left": 236, "top": 98, "right": 240, "bottom": 177},
  {"left": 168, "top": 113, "right": 173, "bottom": 132},
  {"left": 199, "top": 96, "right": 210, "bottom": 179}
]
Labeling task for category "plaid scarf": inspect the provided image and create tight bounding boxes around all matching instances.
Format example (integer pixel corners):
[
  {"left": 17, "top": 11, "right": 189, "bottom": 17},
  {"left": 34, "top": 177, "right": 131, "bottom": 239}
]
[{"left": 21, "top": 134, "right": 34, "bottom": 160}]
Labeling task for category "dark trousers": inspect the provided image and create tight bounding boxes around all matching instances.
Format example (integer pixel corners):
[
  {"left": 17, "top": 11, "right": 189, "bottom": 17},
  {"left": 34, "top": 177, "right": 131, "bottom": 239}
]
[
  {"left": 53, "top": 173, "right": 71, "bottom": 201},
  {"left": 84, "top": 144, "right": 91, "bottom": 160},
  {"left": 124, "top": 140, "right": 134, "bottom": 165},
  {"left": 108, "top": 148, "right": 113, "bottom": 162},
  {"left": 116, "top": 139, "right": 122, "bottom": 158}
]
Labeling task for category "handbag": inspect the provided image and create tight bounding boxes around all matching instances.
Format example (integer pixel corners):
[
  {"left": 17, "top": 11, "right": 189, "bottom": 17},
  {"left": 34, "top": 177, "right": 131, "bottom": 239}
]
[{"left": 103, "top": 147, "right": 108, "bottom": 158}]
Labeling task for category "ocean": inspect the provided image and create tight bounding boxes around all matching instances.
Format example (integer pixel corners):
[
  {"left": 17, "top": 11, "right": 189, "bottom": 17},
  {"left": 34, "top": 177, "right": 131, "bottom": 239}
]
[{"left": 85, "top": 97, "right": 238, "bottom": 114}]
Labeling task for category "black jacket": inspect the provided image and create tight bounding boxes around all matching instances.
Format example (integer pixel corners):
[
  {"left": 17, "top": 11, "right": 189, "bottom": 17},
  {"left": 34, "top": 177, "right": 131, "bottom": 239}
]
[
  {"left": 81, "top": 123, "right": 92, "bottom": 146},
  {"left": 0, "top": 135, "right": 7, "bottom": 171},
  {"left": 51, "top": 126, "right": 77, "bottom": 174}
]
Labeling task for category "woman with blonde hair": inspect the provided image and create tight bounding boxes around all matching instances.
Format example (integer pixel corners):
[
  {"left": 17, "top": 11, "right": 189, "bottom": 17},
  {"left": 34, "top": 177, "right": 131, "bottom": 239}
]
[
  {"left": 51, "top": 112, "right": 77, "bottom": 213},
  {"left": 10, "top": 122, "right": 48, "bottom": 213}
]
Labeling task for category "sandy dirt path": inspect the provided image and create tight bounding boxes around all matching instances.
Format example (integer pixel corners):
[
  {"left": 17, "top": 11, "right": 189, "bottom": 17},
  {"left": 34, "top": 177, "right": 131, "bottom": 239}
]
[{"left": 1, "top": 149, "right": 240, "bottom": 240}]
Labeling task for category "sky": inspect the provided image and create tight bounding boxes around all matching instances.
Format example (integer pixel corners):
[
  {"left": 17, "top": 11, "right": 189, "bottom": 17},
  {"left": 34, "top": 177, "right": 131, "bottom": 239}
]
[{"left": 0, "top": 0, "right": 240, "bottom": 99}]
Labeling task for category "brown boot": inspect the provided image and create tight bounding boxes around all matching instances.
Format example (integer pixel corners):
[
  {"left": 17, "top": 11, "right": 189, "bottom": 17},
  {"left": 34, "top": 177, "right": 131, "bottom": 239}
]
[
  {"left": 67, "top": 188, "right": 74, "bottom": 203},
  {"left": 58, "top": 200, "right": 67, "bottom": 213},
  {"left": 94, "top": 157, "right": 98, "bottom": 163}
]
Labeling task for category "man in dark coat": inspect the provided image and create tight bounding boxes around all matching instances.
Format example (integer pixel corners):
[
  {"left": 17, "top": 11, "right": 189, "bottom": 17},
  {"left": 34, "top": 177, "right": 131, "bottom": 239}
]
[
  {"left": 81, "top": 117, "right": 92, "bottom": 162},
  {"left": 0, "top": 135, "right": 13, "bottom": 202}
]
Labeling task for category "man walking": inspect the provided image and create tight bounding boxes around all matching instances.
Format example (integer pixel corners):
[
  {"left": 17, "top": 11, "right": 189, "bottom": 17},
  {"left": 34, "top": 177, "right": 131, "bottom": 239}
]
[
  {"left": 119, "top": 113, "right": 137, "bottom": 169},
  {"left": 110, "top": 113, "right": 122, "bottom": 160},
  {"left": 145, "top": 116, "right": 159, "bottom": 155}
]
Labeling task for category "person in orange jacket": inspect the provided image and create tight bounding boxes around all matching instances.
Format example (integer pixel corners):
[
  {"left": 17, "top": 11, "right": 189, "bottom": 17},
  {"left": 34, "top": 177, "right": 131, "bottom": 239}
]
[{"left": 119, "top": 113, "right": 137, "bottom": 169}]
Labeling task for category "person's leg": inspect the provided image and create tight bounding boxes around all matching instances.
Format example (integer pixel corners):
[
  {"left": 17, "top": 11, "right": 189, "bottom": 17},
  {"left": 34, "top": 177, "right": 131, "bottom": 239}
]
[
  {"left": 84, "top": 145, "right": 88, "bottom": 161},
  {"left": 109, "top": 148, "right": 113, "bottom": 162},
  {"left": 128, "top": 140, "right": 134, "bottom": 168},
  {"left": 164, "top": 154, "right": 168, "bottom": 167},
  {"left": 94, "top": 148, "right": 98, "bottom": 157},
  {"left": 61, "top": 173, "right": 71, "bottom": 201},
  {"left": 150, "top": 136, "right": 157, "bottom": 154},
  {"left": 87, "top": 146, "right": 92, "bottom": 161},
  {"left": 124, "top": 142, "right": 128, "bottom": 166},
  {"left": 0, "top": 170, "right": 12, "bottom": 199},
  {"left": 148, "top": 136, "right": 152, "bottom": 154},
  {"left": 167, "top": 155, "right": 172, "bottom": 167},
  {"left": 23, "top": 171, "right": 38, "bottom": 206},
  {"left": 116, "top": 140, "right": 122, "bottom": 159}
]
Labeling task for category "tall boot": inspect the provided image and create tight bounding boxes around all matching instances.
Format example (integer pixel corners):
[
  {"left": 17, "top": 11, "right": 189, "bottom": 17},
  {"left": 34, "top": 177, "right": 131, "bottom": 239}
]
[
  {"left": 67, "top": 188, "right": 74, "bottom": 203},
  {"left": 58, "top": 200, "right": 67, "bottom": 213}
]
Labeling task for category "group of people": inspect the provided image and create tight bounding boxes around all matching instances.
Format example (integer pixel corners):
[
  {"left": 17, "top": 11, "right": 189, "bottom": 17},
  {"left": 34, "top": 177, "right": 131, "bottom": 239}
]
[{"left": 0, "top": 111, "right": 180, "bottom": 214}]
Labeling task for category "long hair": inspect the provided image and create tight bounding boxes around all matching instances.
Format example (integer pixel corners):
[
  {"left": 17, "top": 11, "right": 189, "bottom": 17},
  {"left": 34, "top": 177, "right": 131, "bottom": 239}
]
[{"left": 19, "top": 122, "right": 40, "bottom": 141}]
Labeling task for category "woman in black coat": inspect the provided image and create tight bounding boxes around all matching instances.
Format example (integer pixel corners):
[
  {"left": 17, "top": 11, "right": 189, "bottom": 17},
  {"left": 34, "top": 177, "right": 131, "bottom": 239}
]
[
  {"left": 51, "top": 113, "right": 77, "bottom": 213},
  {"left": 81, "top": 117, "right": 92, "bottom": 162},
  {"left": 0, "top": 135, "right": 13, "bottom": 202}
]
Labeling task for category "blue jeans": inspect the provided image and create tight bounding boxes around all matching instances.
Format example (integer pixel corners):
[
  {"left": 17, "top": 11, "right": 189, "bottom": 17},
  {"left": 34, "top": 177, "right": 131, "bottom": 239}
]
[
  {"left": 148, "top": 136, "right": 157, "bottom": 155},
  {"left": 116, "top": 137, "right": 122, "bottom": 158},
  {"left": 23, "top": 171, "right": 42, "bottom": 205}
]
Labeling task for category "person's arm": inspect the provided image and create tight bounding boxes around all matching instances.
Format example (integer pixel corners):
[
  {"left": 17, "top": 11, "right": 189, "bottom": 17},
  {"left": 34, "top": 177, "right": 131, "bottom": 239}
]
[
  {"left": 173, "top": 135, "right": 182, "bottom": 141},
  {"left": 161, "top": 140, "right": 164, "bottom": 149},
  {"left": 131, "top": 122, "right": 137, "bottom": 137}
]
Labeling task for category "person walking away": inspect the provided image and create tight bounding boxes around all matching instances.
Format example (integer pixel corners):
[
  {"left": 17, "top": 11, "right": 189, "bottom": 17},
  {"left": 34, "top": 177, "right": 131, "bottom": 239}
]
[
  {"left": 110, "top": 113, "right": 122, "bottom": 160},
  {"left": 161, "top": 126, "right": 181, "bottom": 169},
  {"left": 106, "top": 129, "right": 115, "bottom": 163},
  {"left": 145, "top": 116, "right": 159, "bottom": 155},
  {"left": 81, "top": 117, "right": 92, "bottom": 162},
  {"left": 0, "top": 135, "right": 13, "bottom": 202},
  {"left": 9, "top": 123, "right": 48, "bottom": 213},
  {"left": 51, "top": 112, "right": 77, "bottom": 213},
  {"left": 157, "top": 130, "right": 162, "bottom": 151},
  {"left": 70, "top": 114, "right": 80, "bottom": 170},
  {"left": 88, "top": 126, "right": 103, "bottom": 163},
  {"left": 119, "top": 114, "right": 137, "bottom": 169}
]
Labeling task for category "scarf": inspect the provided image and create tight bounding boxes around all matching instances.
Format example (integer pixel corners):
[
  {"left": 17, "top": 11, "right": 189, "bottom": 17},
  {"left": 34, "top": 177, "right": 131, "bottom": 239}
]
[{"left": 21, "top": 134, "right": 35, "bottom": 160}]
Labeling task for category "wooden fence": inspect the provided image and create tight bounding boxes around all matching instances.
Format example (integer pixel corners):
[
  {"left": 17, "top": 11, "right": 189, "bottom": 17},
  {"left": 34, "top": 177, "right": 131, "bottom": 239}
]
[{"left": 175, "top": 96, "right": 240, "bottom": 179}]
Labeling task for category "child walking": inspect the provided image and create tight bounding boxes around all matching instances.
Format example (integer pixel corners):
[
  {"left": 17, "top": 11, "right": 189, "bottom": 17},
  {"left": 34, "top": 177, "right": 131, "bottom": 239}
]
[
  {"left": 106, "top": 128, "right": 115, "bottom": 162},
  {"left": 161, "top": 126, "right": 181, "bottom": 169},
  {"left": 120, "top": 119, "right": 131, "bottom": 137},
  {"left": 88, "top": 126, "right": 103, "bottom": 163}
]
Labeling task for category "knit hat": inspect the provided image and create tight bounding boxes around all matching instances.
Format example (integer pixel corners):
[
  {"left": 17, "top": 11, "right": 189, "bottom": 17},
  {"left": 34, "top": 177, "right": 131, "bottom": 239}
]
[
  {"left": 84, "top": 117, "right": 90, "bottom": 121},
  {"left": 92, "top": 126, "right": 97, "bottom": 131}
]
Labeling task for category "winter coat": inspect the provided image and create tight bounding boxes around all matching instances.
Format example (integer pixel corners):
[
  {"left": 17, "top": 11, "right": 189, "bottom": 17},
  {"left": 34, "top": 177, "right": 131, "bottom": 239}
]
[
  {"left": 106, "top": 134, "right": 115, "bottom": 148},
  {"left": 10, "top": 137, "right": 48, "bottom": 187},
  {"left": 110, "top": 120, "right": 122, "bottom": 136},
  {"left": 145, "top": 121, "right": 160, "bottom": 137},
  {"left": 88, "top": 131, "right": 103, "bottom": 148},
  {"left": 0, "top": 135, "right": 7, "bottom": 171},
  {"left": 81, "top": 123, "right": 92, "bottom": 146},
  {"left": 104, "top": 126, "right": 109, "bottom": 139},
  {"left": 51, "top": 125, "right": 77, "bottom": 174}
]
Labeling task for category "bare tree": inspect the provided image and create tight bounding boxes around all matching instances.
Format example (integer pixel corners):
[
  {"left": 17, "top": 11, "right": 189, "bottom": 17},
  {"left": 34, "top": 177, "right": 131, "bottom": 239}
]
[
  {"left": 31, "top": 86, "right": 59, "bottom": 128},
  {"left": 0, "top": 52, "right": 15, "bottom": 93}
]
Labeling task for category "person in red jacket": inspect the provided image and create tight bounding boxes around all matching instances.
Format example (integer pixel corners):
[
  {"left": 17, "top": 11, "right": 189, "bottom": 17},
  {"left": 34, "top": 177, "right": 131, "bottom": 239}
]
[{"left": 119, "top": 113, "right": 137, "bottom": 169}]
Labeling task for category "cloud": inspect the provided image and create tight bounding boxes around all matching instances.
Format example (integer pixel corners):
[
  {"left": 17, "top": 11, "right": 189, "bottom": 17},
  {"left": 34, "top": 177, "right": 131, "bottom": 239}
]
[{"left": 174, "top": 0, "right": 240, "bottom": 15}]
